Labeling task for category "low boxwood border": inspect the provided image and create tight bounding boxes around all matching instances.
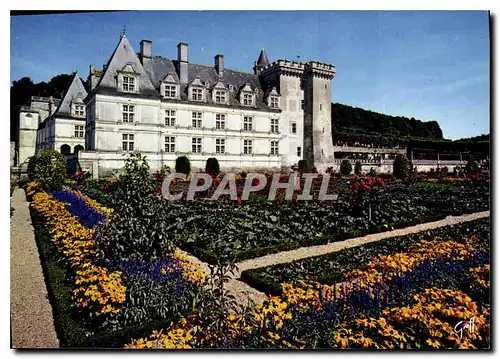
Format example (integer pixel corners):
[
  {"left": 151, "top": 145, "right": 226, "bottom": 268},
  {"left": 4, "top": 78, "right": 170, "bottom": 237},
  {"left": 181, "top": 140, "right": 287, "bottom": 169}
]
[
  {"left": 185, "top": 212, "right": 449, "bottom": 265},
  {"left": 30, "top": 207, "right": 190, "bottom": 348},
  {"left": 240, "top": 217, "right": 490, "bottom": 296}
]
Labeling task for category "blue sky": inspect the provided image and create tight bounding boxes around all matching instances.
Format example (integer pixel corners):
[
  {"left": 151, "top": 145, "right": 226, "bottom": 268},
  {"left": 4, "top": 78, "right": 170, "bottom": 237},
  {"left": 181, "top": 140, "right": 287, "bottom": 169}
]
[{"left": 10, "top": 11, "right": 490, "bottom": 139}]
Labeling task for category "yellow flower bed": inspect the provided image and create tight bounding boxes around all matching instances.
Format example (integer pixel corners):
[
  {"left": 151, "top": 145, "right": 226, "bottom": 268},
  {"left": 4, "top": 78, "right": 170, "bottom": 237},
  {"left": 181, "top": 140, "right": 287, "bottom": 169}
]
[
  {"left": 170, "top": 251, "right": 208, "bottom": 286},
  {"left": 126, "top": 232, "right": 488, "bottom": 349},
  {"left": 332, "top": 287, "right": 490, "bottom": 349},
  {"left": 32, "top": 191, "right": 126, "bottom": 316}
]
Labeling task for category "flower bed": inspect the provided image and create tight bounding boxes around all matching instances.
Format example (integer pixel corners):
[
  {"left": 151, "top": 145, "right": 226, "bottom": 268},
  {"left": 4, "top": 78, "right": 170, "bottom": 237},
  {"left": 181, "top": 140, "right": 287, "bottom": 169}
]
[
  {"left": 127, "top": 218, "right": 490, "bottom": 349},
  {"left": 241, "top": 218, "right": 490, "bottom": 296},
  {"left": 29, "top": 187, "right": 208, "bottom": 347}
]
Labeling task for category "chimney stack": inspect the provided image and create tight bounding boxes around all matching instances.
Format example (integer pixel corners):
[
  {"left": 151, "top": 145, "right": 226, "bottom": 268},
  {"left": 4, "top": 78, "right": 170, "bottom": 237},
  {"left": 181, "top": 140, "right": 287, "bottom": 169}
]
[
  {"left": 177, "top": 42, "right": 188, "bottom": 84},
  {"left": 140, "top": 40, "right": 152, "bottom": 62},
  {"left": 215, "top": 54, "right": 224, "bottom": 77}
]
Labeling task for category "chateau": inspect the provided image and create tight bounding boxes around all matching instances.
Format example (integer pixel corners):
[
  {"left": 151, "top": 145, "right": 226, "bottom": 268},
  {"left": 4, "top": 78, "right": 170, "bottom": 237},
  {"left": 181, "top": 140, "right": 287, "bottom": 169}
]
[
  {"left": 16, "top": 33, "right": 337, "bottom": 177},
  {"left": 15, "top": 33, "right": 472, "bottom": 177}
]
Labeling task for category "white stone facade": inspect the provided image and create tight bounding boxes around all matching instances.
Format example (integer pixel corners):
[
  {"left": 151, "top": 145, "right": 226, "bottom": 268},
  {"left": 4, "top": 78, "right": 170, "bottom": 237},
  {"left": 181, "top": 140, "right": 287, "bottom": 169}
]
[{"left": 75, "top": 34, "right": 337, "bottom": 177}]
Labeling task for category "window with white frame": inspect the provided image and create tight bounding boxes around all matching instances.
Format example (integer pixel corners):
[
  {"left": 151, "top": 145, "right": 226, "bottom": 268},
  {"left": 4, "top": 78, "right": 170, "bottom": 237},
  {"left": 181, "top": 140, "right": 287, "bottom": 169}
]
[
  {"left": 243, "top": 116, "right": 253, "bottom": 131},
  {"left": 271, "top": 140, "right": 279, "bottom": 156},
  {"left": 191, "top": 88, "right": 203, "bottom": 101},
  {"left": 74, "top": 125, "right": 84, "bottom": 138},
  {"left": 291, "top": 122, "right": 297, "bottom": 134},
  {"left": 122, "top": 134, "right": 134, "bottom": 151},
  {"left": 122, "top": 105, "right": 135, "bottom": 122},
  {"left": 165, "top": 136, "right": 176, "bottom": 153},
  {"left": 297, "top": 146, "right": 302, "bottom": 157},
  {"left": 215, "top": 138, "right": 225, "bottom": 154},
  {"left": 192, "top": 112, "right": 202, "bottom": 128},
  {"left": 164, "top": 85, "right": 177, "bottom": 99},
  {"left": 215, "top": 114, "right": 226, "bottom": 130},
  {"left": 270, "top": 96, "right": 279, "bottom": 109},
  {"left": 165, "top": 109, "right": 176, "bottom": 126},
  {"left": 74, "top": 104, "right": 85, "bottom": 117},
  {"left": 243, "top": 139, "right": 253, "bottom": 155},
  {"left": 122, "top": 76, "right": 136, "bottom": 92},
  {"left": 270, "top": 118, "right": 279, "bottom": 133},
  {"left": 192, "top": 138, "right": 202, "bottom": 153},
  {"left": 214, "top": 90, "right": 226, "bottom": 104},
  {"left": 243, "top": 93, "right": 254, "bottom": 106}
]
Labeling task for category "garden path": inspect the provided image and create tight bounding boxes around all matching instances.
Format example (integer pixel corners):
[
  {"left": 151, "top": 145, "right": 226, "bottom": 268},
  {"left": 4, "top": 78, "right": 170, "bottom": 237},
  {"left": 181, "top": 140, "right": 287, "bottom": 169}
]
[
  {"left": 10, "top": 187, "right": 59, "bottom": 348},
  {"left": 182, "top": 210, "right": 489, "bottom": 309}
]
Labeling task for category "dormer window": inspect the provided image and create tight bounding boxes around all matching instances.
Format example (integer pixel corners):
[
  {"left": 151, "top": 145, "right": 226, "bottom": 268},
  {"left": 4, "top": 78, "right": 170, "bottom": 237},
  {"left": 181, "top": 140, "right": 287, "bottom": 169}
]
[
  {"left": 270, "top": 96, "right": 279, "bottom": 109},
  {"left": 267, "top": 87, "right": 280, "bottom": 110},
  {"left": 243, "top": 93, "right": 253, "bottom": 106},
  {"left": 117, "top": 64, "right": 140, "bottom": 93},
  {"left": 122, "top": 76, "right": 135, "bottom": 92},
  {"left": 164, "top": 85, "right": 177, "bottom": 99},
  {"left": 239, "top": 83, "right": 255, "bottom": 107},
  {"left": 192, "top": 88, "right": 203, "bottom": 101},
  {"left": 72, "top": 104, "right": 85, "bottom": 118},
  {"left": 214, "top": 90, "right": 226, "bottom": 104},
  {"left": 189, "top": 78, "right": 206, "bottom": 102},
  {"left": 161, "top": 74, "right": 179, "bottom": 100}
]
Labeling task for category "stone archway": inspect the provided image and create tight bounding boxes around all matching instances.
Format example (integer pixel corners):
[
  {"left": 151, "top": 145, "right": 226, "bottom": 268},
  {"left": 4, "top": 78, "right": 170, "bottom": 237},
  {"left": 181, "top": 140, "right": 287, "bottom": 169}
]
[
  {"left": 74, "top": 145, "right": 84, "bottom": 154},
  {"left": 60, "top": 144, "right": 71, "bottom": 155}
]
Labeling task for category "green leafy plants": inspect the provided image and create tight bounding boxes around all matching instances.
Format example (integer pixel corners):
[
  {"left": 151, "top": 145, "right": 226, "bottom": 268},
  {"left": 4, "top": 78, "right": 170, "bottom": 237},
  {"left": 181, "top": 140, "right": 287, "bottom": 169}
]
[
  {"left": 393, "top": 154, "right": 410, "bottom": 180},
  {"left": 33, "top": 150, "right": 67, "bottom": 190},
  {"left": 298, "top": 159, "right": 309, "bottom": 173},
  {"left": 94, "top": 154, "right": 175, "bottom": 262},
  {"left": 176, "top": 156, "right": 191, "bottom": 176},
  {"left": 205, "top": 158, "right": 220, "bottom": 178},
  {"left": 27, "top": 155, "right": 38, "bottom": 180},
  {"left": 340, "top": 159, "right": 352, "bottom": 176}
]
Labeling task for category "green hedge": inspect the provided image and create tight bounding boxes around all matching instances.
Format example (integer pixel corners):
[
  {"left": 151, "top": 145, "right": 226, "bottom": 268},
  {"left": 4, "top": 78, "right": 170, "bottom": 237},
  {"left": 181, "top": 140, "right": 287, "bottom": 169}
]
[{"left": 240, "top": 217, "right": 490, "bottom": 296}]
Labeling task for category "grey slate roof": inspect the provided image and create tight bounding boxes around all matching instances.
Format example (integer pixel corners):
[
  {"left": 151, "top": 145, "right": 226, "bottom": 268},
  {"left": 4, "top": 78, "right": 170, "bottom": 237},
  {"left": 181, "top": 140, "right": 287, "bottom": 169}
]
[
  {"left": 143, "top": 56, "right": 276, "bottom": 111},
  {"left": 53, "top": 73, "right": 88, "bottom": 118},
  {"left": 95, "top": 34, "right": 159, "bottom": 98},
  {"left": 91, "top": 35, "right": 279, "bottom": 112},
  {"left": 256, "top": 49, "right": 270, "bottom": 67}
]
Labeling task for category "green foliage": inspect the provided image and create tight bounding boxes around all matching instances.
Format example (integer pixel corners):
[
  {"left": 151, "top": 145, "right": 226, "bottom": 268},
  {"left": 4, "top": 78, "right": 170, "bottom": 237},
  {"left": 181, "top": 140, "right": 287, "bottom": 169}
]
[
  {"left": 354, "top": 161, "right": 362, "bottom": 175},
  {"left": 175, "top": 156, "right": 191, "bottom": 176},
  {"left": 205, "top": 158, "right": 220, "bottom": 178},
  {"left": 298, "top": 159, "right": 309, "bottom": 173},
  {"left": 368, "top": 167, "right": 377, "bottom": 177},
  {"left": 466, "top": 158, "right": 480, "bottom": 175},
  {"left": 33, "top": 150, "right": 67, "bottom": 190},
  {"left": 94, "top": 154, "right": 176, "bottom": 262},
  {"left": 331, "top": 102, "right": 443, "bottom": 140},
  {"left": 339, "top": 159, "right": 352, "bottom": 176},
  {"left": 393, "top": 154, "right": 410, "bottom": 180},
  {"left": 27, "top": 155, "right": 38, "bottom": 180}
]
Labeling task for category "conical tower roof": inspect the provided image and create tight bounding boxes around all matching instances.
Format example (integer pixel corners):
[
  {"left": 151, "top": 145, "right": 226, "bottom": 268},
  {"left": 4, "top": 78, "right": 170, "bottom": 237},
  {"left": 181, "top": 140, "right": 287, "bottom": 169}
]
[{"left": 256, "top": 49, "right": 270, "bottom": 67}]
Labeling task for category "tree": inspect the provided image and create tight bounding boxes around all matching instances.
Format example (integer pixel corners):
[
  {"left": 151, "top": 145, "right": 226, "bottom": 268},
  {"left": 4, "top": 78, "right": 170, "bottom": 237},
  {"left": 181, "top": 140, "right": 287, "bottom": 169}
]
[
  {"left": 340, "top": 160, "right": 352, "bottom": 176},
  {"left": 175, "top": 156, "right": 191, "bottom": 176},
  {"left": 205, "top": 158, "right": 220, "bottom": 178},
  {"left": 393, "top": 154, "right": 410, "bottom": 180},
  {"left": 354, "top": 161, "right": 362, "bottom": 175}
]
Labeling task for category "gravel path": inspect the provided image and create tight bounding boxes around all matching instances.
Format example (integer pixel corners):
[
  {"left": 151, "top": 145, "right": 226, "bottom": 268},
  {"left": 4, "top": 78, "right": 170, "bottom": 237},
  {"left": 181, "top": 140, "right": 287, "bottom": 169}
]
[
  {"left": 234, "top": 211, "right": 490, "bottom": 276},
  {"left": 10, "top": 187, "right": 59, "bottom": 349},
  {"left": 179, "top": 210, "right": 489, "bottom": 308}
]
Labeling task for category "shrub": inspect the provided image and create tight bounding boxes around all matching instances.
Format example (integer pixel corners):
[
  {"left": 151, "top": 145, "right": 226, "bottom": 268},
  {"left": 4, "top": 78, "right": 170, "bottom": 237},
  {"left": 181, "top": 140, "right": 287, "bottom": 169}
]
[
  {"left": 34, "top": 150, "right": 67, "bottom": 190},
  {"left": 340, "top": 160, "right": 352, "bottom": 176},
  {"left": 368, "top": 167, "right": 377, "bottom": 177},
  {"left": 175, "top": 156, "right": 191, "bottom": 176},
  {"left": 393, "top": 154, "right": 410, "bottom": 180},
  {"left": 354, "top": 161, "right": 362, "bottom": 175},
  {"left": 466, "top": 158, "right": 479, "bottom": 175},
  {"left": 205, "top": 158, "right": 220, "bottom": 178},
  {"left": 27, "top": 155, "right": 38, "bottom": 180},
  {"left": 94, "top": 154, "right": 175, "bottom": 262},
  {"left": 298, "top": 160, "right": 309, "bottom": 173}
]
